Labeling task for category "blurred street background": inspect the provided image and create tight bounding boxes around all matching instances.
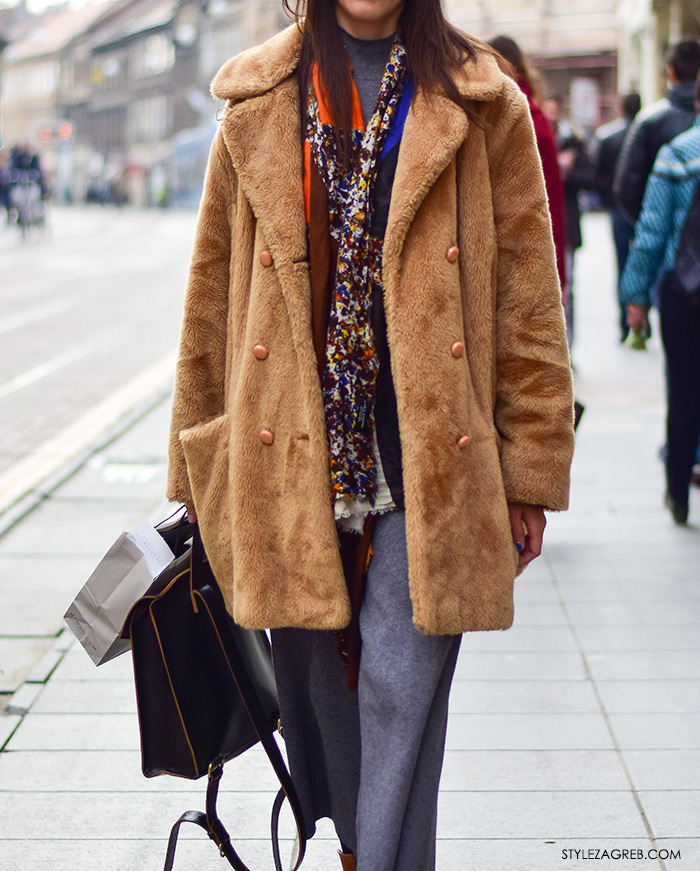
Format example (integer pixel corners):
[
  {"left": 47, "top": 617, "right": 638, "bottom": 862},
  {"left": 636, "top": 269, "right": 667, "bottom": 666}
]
[
  {"left": 0, "top": 206, "right": 195, "bottom": 511},
  {"left": 1, "top": 1, "right": 700, "bottom": 869}
]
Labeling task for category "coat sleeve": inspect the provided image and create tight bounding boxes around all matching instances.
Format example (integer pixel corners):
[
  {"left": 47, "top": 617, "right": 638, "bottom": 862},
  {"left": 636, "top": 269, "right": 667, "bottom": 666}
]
[
  {"left": 166, "top": 127, "right": 237, "bottom": 505},
  {"left": 619, "top": 145, "right": 676, "bottom": 308},
  {"left": 486, "top": 83, "right": 575, "bottom": 511},
  {"left": 533, "top": 113, "right": 567, "bottom": 290}
]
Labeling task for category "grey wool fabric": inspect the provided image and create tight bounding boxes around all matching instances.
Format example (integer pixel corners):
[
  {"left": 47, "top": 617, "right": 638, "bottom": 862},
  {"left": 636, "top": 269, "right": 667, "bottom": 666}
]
[
  {"left": 340, "top": 29, "right": 396, "bottom": 126},
  {"left": 272, "top": 511, "right": 461, "bottom": 871}
]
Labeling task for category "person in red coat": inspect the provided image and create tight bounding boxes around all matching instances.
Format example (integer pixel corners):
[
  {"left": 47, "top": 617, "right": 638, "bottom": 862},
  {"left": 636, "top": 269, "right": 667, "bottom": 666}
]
[{"left": 489, "top": 36, "right": 567, "bottom": 295}]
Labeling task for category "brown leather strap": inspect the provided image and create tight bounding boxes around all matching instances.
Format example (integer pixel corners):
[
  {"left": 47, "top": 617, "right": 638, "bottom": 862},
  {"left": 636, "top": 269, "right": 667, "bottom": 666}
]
[{"left": 336, "top": 513, "right": 376, "bottom": 692}]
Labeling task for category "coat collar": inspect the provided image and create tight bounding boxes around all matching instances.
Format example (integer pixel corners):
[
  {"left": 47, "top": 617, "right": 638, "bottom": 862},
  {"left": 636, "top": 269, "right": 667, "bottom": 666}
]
[
  {"left": 211, "top": 25, "right": 303, "bottom": 103},
  {"left": 212, "top": 24, "right": 506, "bottom": 103},
  {"left": 215, "top": 25, "right": 506, "bottom": 270}
]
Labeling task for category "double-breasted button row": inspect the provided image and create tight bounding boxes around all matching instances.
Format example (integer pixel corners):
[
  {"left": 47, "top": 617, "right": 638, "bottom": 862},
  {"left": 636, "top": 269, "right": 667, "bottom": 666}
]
[
  {"left": 259, "top": 429, "right": 274, "bottom": 445},
  {"left": 446, "top": 246, "right": 460, "bottom": 264},
  {"left": 451, "top": 341, "right": 465, "bottom": 358},
  {"left": 259, "top": 250, "right": 273, "bottom": 268},
  {"left": 457, "top": 434, "right": 470, "bottom": 448},
  {"left": 253, "top": 344, "right": 269, "bottom": 360}
]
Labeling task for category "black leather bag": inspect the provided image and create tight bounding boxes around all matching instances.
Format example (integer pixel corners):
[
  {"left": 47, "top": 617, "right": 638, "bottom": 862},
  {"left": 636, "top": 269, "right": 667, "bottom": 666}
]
[{"left": 122, "top": 514, "right": 307, "bottom": 871}]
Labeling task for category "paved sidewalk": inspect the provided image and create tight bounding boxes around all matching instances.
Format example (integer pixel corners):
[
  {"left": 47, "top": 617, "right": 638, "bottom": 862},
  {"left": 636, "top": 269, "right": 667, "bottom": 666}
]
[{"left": 0, "top": 213, "right": 698, "bottom": 871}]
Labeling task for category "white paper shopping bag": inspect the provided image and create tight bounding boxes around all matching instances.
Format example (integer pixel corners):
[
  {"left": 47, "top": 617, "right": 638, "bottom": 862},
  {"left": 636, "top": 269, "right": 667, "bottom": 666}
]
[{"left": 64, "top": 521, "right": 174, "bottom": 665}]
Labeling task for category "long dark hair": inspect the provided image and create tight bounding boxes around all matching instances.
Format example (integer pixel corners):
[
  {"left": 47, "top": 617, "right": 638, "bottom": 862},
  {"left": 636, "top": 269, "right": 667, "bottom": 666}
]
[
  {"left": 487, "top": 35, "right": 542, "bottom": 104},
  {"left": 283, "top": 0, "right": 485, "bottom": 164}
]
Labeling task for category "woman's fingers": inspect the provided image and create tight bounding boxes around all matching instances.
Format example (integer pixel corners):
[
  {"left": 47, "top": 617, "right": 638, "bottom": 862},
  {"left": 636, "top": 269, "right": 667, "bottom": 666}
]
[{"left": 507, "top": 502, "right": 546, "bottom": 569}]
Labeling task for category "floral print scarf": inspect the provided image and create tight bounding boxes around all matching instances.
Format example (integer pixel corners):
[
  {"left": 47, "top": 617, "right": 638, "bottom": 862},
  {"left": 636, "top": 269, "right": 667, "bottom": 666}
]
[{"left": 306, "top": 36, "right": 409, "bottom": 507}]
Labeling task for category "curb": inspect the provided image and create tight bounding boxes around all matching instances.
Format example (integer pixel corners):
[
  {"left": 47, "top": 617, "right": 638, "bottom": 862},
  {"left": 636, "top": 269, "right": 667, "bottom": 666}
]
[{"left": 0, "top": 387, "right": 172, "bottom": 541}]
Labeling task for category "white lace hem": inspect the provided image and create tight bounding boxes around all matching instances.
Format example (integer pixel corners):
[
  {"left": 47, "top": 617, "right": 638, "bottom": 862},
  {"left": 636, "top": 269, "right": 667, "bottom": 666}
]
[{"left": 334, "top": 430, "right": 397, "bottom": 534}]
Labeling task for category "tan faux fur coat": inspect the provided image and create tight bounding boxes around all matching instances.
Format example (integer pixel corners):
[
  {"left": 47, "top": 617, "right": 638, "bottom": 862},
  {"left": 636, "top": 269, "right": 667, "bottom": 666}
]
[{"left": 167, "top": 25, "right": 575, "bottom": 635}]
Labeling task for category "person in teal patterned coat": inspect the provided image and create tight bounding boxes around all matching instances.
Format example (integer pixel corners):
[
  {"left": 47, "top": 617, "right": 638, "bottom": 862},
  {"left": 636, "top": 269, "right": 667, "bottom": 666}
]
[{"left": 621, "top": 75, "right": 700, "bottom": 525}]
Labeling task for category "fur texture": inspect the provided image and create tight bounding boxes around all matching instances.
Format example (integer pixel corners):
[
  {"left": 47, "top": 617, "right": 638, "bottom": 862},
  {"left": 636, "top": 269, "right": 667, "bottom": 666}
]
[{"left": 167, "top": 25, "right": 575, "bottom": 634}]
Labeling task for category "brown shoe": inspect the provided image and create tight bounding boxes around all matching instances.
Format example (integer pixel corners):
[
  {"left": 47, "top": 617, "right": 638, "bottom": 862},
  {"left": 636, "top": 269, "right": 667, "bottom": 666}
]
[
  {"left": 691, "top": 464, "right": 700, "bottom": 488},
  {"left": 339, "top": 850, "right": 357, "bottom": 871}
]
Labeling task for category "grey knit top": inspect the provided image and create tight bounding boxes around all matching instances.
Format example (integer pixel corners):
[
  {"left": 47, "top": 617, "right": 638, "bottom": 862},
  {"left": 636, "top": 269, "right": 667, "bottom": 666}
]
[{"left": 340, "top": 28, "right": 396, "bottom": 126}]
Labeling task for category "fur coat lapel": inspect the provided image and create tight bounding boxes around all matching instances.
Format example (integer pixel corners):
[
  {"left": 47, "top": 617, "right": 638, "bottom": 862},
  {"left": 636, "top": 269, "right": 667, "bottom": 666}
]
[{"left": 211, "top": 25, "right": 503, "bottom": 275}]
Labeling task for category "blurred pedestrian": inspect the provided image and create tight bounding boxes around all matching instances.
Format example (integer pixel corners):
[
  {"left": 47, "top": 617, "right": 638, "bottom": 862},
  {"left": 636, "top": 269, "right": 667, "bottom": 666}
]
[
  {"left": 614, "top": 38, "right": 700, "bottom": 227},
  {"left": 488, "top": 35, "right": 566, "bottom": 293},
  {"left": 620, "top": 73, "right": 700, "bottom": 526},
  {"left": 167, "top": 2, "right": 575, "bottom": 870},
  {"left": 544, "top": 96, "right": 597, "bottom": 347},
  {"left": 595, "top": 92, "right": 641, "bottom": 341},
  {"left": 0, "top": 150, "right": 11, "bottom": 223},
  {"left": 10, "top": 143, "right": 48, "bottom": 199}
]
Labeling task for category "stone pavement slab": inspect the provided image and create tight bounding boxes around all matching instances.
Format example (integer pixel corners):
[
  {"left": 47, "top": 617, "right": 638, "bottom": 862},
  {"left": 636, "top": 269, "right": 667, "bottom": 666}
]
[
  {"left": 446, "top": 713, "right": 615, "bottom": 751},
  {"left": 586, "top": 650, "right": 700, "bottom": 681},
  {"left": 6, "top": 712, "right": 141, "bottom": 751},
  {"left": 0, "top": 500, "right": 152, "bottom": 556},
  {"left": 28, "top": 679, "right": 136, "bottom": 714},
  {"left": 575, "top": 624, "right": 700, "bottom": 650},
  {"left": 455, "top": 650, "right": 587, "bottom": 680},
  {"left": 595, "top": 680, "right": 700, "bottom": 713},
  {"left": 449, "top": 679, "right": 600, "bottom": 714},
  {"left": 622, "top": 749, "right": 700, "bottom": 790},
  {"left": 440, "top": 749, "right": 629, "bottom": 791},
  {"left": 606, "top": 713, "right": 700, "bottom": 750},
  {"left": 0, "top": 639, "right": 54, "bottom": 693},
  {"left": 636, "top": 791, "right": 700, "bottom": 838},
  {"left": 0, "top": 748, "right": 278, "bottom": 794},
  {"left": 461, "top": 625, "right": 579, "bottom": 651},
  {"left": 436, "top": 790, "right": 648, "bottom": 839}
]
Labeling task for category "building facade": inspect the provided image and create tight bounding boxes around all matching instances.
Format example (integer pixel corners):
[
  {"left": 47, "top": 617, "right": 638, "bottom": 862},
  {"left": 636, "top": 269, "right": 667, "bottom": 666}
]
[
  {"left": 0, "top": 0, "right": 284, "bottom": 205},
  {"left": 618, "top": 0, "right": 700, "bottom": 106},
  {"left": 445, "top": 0, "right": 620, "bottom": 130}
]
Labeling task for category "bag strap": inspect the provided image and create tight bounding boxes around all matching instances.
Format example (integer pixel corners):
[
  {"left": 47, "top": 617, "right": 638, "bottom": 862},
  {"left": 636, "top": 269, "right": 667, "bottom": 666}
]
[
  {"left": 161, "top": 735, "right": 306, "bottom": 871},
  {"left": 163, "top": 760, "right": 252, "bottom": 871},
  {"left": 160, "top": 525, "right": 307, "bottom": 871},
  {"left": 219, "top": 617, "right": 307, "bottom": 871}
]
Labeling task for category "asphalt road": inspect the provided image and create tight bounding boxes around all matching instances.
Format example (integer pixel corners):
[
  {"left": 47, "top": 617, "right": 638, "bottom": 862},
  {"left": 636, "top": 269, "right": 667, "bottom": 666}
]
[{"left": 0, "top": 205, "right": 197, "bottom": 495}]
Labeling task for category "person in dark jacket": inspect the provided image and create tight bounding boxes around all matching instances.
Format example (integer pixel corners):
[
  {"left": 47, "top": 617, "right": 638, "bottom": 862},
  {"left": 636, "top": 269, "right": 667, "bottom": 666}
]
[
  {"left": 620, "top": 74, "right": 700, "bottom": 526},
  {"left": 596, "top": 92, "right": 641, "bottom": 340},
  {"left": 614, "top": 39, "right": 700, "bottom": 226}
]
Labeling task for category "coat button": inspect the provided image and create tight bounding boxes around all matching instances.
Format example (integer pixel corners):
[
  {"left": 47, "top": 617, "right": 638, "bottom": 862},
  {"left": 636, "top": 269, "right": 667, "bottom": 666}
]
[
  {"left": 253, "top": 344, "right": 269, "bottom": 360},
  {"left": 446, "top": 246, "right": 459, "bottom": 263},
  {"left": 259, "top": 250, "right": 273, "bottom": 268},
  {"left": 457, "top": 434, "right": 470, "bottom": 448},
  {"left": 451, "top": 341, "right": 465, "bottom": 358},
  {"left": 259, "top": 429, "right": 274, "bottom": 445}
]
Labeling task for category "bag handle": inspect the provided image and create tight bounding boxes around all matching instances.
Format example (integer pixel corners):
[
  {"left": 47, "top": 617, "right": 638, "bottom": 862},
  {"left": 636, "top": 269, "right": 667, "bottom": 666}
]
[
  {"left": 163, "top": 761, "right": 251, "bottom": 871},
  {"left": 161, "top": 723, "right": 306, "bottom": 871}
]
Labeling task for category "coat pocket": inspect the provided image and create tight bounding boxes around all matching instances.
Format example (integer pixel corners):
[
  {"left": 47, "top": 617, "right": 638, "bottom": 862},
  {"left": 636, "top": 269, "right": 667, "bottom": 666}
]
[{"left": 179, "top": 414, "right": 233, "bottom": 610}]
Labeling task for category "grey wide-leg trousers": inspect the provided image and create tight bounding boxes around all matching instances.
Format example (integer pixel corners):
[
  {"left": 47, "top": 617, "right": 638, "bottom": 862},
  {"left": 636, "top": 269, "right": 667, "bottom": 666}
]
[{"left": 272, "top": 510, "right": 462, "bottom": 871}]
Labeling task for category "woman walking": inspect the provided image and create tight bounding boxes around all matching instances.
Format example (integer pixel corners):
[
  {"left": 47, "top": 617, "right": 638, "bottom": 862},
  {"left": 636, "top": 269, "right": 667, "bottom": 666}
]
[{"left": 167, "top": 1, "right": 575, "bottom": 869}]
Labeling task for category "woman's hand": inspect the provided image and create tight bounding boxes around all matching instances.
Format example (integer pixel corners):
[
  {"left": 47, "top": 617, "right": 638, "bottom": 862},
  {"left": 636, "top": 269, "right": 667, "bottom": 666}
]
[
  {"left": 185, "top": 504, "right": 197, "bottom": 523},
  {"left": 507, "top": 502, "right": 546, "bottom": 570}
]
